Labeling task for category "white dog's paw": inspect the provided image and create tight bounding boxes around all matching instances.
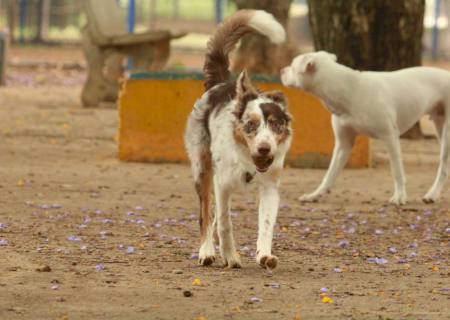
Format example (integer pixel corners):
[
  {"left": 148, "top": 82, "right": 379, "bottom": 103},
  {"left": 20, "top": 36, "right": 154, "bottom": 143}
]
[
  {"left": 198, "top": 242, "right": 216, "bottom": 266},
  {"left": 422, "top": 192, "right": 438, "bottom": 204},
  {"left": 222, "top": 251, "right": 242, "bottom": 269},
  {"left": 389, "top": 193, "right": 407, "bottom": 206},
  {"left": 257, "top": 253, "right": 278, "bottom": 270},
  {"left": 299, "top": 192, "right": 322, "bottom": 203}
]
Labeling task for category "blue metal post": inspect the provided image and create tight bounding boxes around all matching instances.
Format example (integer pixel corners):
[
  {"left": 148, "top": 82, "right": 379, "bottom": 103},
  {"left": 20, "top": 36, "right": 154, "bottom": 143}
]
[
  {"left": 127, "top": 0, "right": 136, "bottom": 70},
  {"left": 432, "top": 0, "right": 442, "bottom": 60},
  {"left": 215, "top": 0, "right": 224, "bottom": 24},
  {"left": 19, "top": 0, "right": 28, "bottom": 44},
  {"left": 128, "top": 0, "right": 136, "bottom": 33}
]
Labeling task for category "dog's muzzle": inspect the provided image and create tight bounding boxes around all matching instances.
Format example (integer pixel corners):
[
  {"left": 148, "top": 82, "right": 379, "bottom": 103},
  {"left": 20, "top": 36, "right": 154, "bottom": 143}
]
[{"left": 252, "top": 156, "right": 274, "bottom": 173}]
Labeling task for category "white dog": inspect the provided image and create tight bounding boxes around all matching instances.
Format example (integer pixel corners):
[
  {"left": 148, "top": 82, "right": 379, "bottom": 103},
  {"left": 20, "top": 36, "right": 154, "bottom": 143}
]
[
  {"left": 281, "top": 51, "right": 450, "bottom": 205},
  {"left": 185, "top": 10, "right": 292, "bottom": 269}
]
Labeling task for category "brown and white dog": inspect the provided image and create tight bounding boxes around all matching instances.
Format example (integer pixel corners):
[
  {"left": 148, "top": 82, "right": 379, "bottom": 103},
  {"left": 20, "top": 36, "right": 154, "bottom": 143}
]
[{"left": 184, "top": 10, "right": 292, "bottom": 269}]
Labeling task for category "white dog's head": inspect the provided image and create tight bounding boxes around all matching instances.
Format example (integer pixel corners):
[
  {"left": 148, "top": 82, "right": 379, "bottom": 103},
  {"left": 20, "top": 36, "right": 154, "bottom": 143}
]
[
  {"left": 233, "top": 71, "right": 292, "bottom": 173},
  {"left": 281, "top": 51, "right": 337, "bottom": 90}
]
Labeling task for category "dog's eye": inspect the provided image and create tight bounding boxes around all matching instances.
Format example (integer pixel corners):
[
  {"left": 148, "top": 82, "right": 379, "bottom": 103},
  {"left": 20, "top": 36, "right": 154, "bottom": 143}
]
[
  {"left": 244, "top": 120, "right": 259, "bottom": 134},
  {"left": 269, "top": 120, "right": 284, "bottom": 134}
]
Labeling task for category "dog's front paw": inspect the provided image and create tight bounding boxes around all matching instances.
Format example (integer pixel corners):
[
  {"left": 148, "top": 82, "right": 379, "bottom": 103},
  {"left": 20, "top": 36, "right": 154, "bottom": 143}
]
[
  {"left": 222, "top": 252, "right": 242, "bottom": 269},
  {"left": 257, "top": 254, "right": 278, "bottom": 270},
  {"left": 198, "top": 242, "right": 216, "bottom": 266},
  {"left": 299, "top": 192, "right": 322, "bottom": 203},
  {"left": 389, "top": 193, "right": 407, "bottom": 206}
]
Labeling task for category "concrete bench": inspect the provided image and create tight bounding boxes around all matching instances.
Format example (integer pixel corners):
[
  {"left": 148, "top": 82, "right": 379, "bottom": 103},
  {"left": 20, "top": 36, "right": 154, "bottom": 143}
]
[
  {"left": 81, "top": 0, "right": 186, "bottom": 107},
  {"left": 118, "top": 72, "right": 370, "bottom": 168}
]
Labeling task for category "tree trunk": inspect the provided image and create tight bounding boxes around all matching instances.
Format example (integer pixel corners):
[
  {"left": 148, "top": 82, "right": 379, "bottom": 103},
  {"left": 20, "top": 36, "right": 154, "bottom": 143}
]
[
  {"left": 231, "top": 0, "right": 296, "bottom": 75},
  {"left": 308, "top": 0, "right": 425, "bottom": 139}
]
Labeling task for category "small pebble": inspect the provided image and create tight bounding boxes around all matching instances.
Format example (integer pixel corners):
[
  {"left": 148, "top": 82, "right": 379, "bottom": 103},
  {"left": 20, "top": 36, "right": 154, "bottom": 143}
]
[{"left": 183, "top": 290, "right": 193, "bottom": 297}]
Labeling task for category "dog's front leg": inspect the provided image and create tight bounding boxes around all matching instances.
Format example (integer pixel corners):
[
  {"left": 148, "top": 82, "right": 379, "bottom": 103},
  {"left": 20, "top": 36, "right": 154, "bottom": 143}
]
[
  {"left": 300, "top": 119, "right": 355, "bottom": 202},
  {"left": 383, "top": 135, "right": 407, "bottom": 205},
  {"left": 256, "top": 180, "right": 280, "bottom": 270},
  {"left": 214, "top": 176, "right": 241, "bottom": 268}
]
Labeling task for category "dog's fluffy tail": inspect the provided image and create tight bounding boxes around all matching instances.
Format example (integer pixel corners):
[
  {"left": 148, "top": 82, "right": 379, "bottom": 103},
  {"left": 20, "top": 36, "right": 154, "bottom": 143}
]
[{"left": 203, "top": 9, "right": 286, "bottom": 91}]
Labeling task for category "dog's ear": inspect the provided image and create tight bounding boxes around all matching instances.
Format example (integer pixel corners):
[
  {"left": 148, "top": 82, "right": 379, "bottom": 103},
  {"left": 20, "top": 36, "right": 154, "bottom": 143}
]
[
  {"left": 236, "top": 70, "right": 258, "bottom": 97},
  {"left": 299, "top": 56, "right": 316, "bottom": 74},
  {"left": 234, "top": 70, "right": 258, "bottom": 119}
]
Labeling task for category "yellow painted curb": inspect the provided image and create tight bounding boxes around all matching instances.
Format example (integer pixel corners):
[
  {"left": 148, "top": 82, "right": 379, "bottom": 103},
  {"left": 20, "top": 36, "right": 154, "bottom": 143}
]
[{"left": 119, "top": 78, "right": 370, "bottom": 168}]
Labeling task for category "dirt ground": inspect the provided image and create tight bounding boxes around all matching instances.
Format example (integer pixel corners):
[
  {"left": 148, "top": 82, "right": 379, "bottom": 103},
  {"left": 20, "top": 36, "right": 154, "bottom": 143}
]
[{"left": 0, "top": 48, "right": 449, "bottom": 319}]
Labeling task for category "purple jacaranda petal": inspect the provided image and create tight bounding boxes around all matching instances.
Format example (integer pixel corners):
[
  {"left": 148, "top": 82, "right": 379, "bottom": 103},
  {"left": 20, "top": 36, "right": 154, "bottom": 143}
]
[
  {"left": 320, "top": 287, "right": 329, "bottom": 293},
  {"left": 94, "top": 209, "right": 103, "bottom": 215},
  {"left": 95, "top": 264, "right": 105, "bottom": 271},
  {"left": 102, "top": 219, "right": 113, "bottom": 224},
  {"left": 118, "top": 244, "right": 124, "bottom": 250},
  {"left": 333, "top": 267, "right": 342, "bottom": 273},
  {"left": 135, "top": 206, "right": 144, "bottom": 211},
  {"left": 240, "top": 246, "right": 250, "bottom": 252},
  {"left": 344, "top": 226, "right": 356, "bottom": 234},
  {"left": 368, "top": 257, "right": 388, "bottom": 264},
  {"left": 78, "top": 224, "right": 88, "bottom": 229},
  {"left": 408, "top": 242, "right": 418, "bottom": 249},
  {"left": 67, "top": 235, "right": 81, "bottom": 242},
  {"left": 40, "top": 204, "right": 50, "bottom": 210},
  {"left": 445, "top": 227, "right": 450, "bottom": 234},
  {"left": 0, "top": 223, "right": 6, "bottom": 230},
  {"left": 51, "top": 285, "right": 59, "bottom": 290},
  {"left": 398, "top": 258, "right": 409, "bottom": 264},
  {"left": 250, "top": 297, "right": 262, "bottom": 303},
  {"left": 375, "top": 229, "right": 384, "bottom": 235},
  {"left": 51, "top": 204, "right": 62, "bottom": 209},
  {"left": 270, "top": 283, "right": 281, "bottom": 289},
  {"left": 290, "top": 220, "right": 302, "bottom": 227},
  {"left": 127, "top": 211, "right": 135, "bottom": 216},
  {"left": 190, "top": 253, "right": 199, "bottom": 260},
  {"left": 126, "top": 246, "right": 135, "bottom": 254},
  {"left": 338, "top": 240, "right": 350, "bottom": 248},
  {"left": 388, "top": 247, "right": 398, "bottom": 254},
  {"left": 136, "top": 219, "right": 145, "bottom": 225},
  {"left": 154, "top": 223, "right": 162, "bottom": 228},
  {"left": 0, "top": 239, "right": 8, "bottom": 246},
  {"left": 408, "top": 252, "right": 417, "bottom": 258}
]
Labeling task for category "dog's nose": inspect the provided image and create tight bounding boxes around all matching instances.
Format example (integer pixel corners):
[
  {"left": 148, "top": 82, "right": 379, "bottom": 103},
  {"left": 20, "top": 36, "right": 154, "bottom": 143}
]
[{"left": 257, "top": 144, "right": 271, "bottom": 156}]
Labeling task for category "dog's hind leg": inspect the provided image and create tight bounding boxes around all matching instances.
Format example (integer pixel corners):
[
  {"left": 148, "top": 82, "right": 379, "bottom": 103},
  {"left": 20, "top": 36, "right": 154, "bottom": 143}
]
[
  {"left": 214, "top": 176, "right": 241, "bottom": 268},
  {"left": 185, "top": 100, "right": 216, "bottom": 266},
  {"left": 424, "top": 105, "right": 450, "bottom": 203}
]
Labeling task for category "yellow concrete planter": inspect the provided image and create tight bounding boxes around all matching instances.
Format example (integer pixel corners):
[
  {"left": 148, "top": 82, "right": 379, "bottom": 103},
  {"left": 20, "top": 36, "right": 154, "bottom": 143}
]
[{"left": 119, "top": 72, "right": 370, "bottom": 168}]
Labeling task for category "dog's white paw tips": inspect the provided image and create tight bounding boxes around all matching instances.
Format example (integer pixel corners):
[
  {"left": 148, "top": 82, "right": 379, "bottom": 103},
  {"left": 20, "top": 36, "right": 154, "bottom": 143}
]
[{"left": 298, "top": 193, "right": 320, "bottom": 203}]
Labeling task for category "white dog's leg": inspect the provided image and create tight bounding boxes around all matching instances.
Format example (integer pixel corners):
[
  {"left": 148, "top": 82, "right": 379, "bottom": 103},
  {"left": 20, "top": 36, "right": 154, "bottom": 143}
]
[
  {"left": 214, "top": 177, "right": 241, "bottom": 268},
  {"left": 424, "top": 121, "right": 450, "bottom": 203},
  {"left": 256, "top": 180, "right": 279, "bottom": 270},
  {"left": 383, "top": 135, "right": 407, "bottom": 205},
  {"left": 300, "top": 118, "right": 355, "bottom": 202}
]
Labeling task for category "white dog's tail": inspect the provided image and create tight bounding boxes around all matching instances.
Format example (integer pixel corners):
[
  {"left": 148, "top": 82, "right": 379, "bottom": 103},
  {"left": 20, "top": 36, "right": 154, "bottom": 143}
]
[{"left": 203, "top": 9, "right": 286, "bottom": 90}]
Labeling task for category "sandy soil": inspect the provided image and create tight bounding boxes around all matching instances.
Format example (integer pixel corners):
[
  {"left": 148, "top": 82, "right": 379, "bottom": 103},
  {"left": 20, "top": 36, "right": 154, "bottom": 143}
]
[{"left": 0, "top": 84, "right": 449, "bottom": 320}]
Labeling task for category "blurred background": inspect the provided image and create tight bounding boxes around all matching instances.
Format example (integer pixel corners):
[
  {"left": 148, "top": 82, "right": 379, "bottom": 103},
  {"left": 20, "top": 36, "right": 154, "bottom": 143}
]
[{"left": 0, "top": 0, "right": 449, "bottom": 136}]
